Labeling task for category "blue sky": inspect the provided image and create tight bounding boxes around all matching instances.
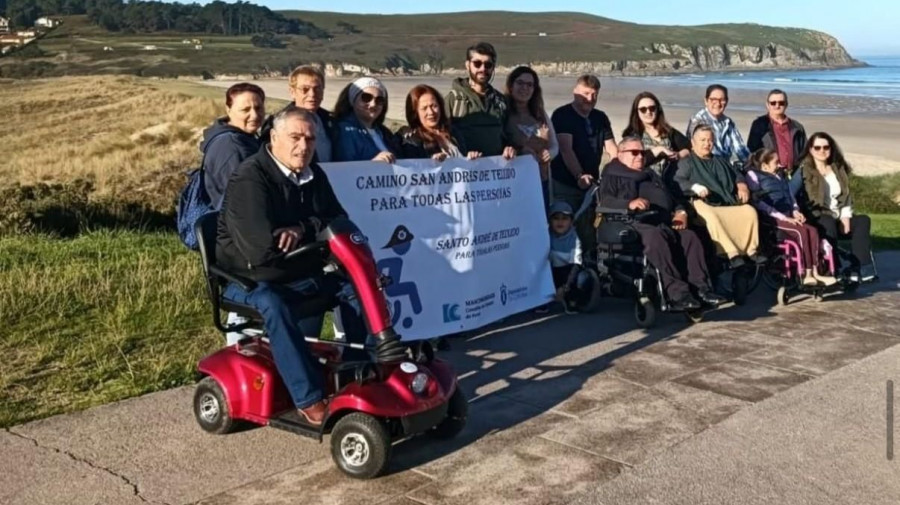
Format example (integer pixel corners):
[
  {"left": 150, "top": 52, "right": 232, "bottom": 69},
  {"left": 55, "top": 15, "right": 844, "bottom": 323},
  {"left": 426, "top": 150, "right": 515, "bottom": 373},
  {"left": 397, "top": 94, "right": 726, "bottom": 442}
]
[{"left": 259, "top": 0, "right": 899, "bottom": 57}]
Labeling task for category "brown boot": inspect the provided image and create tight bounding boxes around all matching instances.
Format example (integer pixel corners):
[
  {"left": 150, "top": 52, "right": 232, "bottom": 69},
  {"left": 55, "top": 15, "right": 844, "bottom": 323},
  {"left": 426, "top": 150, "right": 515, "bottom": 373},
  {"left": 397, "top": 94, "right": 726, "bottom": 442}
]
[{"left": 298, "top": 400, "right": 328, "bottom": 426}]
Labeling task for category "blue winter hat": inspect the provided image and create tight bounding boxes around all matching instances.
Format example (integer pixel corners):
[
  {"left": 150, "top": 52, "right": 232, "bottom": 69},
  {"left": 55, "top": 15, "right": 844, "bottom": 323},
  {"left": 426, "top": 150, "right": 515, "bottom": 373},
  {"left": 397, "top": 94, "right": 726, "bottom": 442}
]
[{"left": 548, "top": 201, "right": 574, "bottom": 217}]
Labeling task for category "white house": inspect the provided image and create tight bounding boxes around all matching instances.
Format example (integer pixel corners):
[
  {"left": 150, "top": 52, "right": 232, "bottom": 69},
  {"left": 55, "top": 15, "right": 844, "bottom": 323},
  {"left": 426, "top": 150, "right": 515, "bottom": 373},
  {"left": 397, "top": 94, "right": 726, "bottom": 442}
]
[
  {"left": 0, "top": 17, "right": 10, "bottom": 33},
  {"left": 538, "top": 32, "right": 547, "bottom": 37},
  {"left": 35, "top": 17, "right": 60, "bottom": 28}
]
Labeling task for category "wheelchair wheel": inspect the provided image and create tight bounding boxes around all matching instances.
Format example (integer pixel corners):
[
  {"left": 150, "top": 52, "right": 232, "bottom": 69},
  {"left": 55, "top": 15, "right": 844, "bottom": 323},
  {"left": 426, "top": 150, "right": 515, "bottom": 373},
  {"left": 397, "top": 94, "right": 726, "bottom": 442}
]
[
  {"left": 580, "top": 269, "right": 603, "bottom": 313},
  {"left": 634, "top": 296, "right": 657, "bottom": 328},
  {"left": 776, "top": 286, "right": 790, "bottom": 306},
  {"left": 732, "top": 271, "right": 749, "bottom": 306}
]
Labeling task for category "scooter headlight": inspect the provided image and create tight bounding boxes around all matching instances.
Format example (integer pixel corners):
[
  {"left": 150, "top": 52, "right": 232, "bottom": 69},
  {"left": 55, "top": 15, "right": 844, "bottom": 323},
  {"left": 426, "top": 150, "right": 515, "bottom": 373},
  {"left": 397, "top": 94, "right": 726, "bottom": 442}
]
[{"left": 410, "top": 372, "right": 429, "bottom": 394}]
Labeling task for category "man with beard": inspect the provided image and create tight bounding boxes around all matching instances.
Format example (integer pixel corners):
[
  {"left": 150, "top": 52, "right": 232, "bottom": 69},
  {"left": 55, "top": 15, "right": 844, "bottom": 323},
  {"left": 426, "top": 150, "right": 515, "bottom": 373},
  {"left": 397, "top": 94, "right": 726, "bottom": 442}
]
[{"left": 445, "top": 42, "right": 514, "bottom": 157}]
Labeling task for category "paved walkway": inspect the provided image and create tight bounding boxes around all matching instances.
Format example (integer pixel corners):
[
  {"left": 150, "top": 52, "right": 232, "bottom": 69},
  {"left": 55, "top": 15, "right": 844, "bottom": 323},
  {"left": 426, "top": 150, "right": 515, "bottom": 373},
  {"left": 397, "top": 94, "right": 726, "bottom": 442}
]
[{"left": 3, "top": 253, "right": 900, "bottom": 505}]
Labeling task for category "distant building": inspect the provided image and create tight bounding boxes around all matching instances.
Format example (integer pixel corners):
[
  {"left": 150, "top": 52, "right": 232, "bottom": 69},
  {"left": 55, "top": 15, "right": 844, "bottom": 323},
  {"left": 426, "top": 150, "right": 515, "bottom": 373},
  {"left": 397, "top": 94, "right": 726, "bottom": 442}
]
[
  {"left": 510, "top": 32, "right": 517, "bottom": 37},
  {"left": 34, "top": 17, "right": 61, "bottom": 28},
  {"left": 0, "top": 17, "right": 9, "bottom": 34},
  {"left": 142, "top": 45, "right": 157, "bottom": 50},
  {"left": 538, "top": 32, "right": 547, "bottom": 37}
]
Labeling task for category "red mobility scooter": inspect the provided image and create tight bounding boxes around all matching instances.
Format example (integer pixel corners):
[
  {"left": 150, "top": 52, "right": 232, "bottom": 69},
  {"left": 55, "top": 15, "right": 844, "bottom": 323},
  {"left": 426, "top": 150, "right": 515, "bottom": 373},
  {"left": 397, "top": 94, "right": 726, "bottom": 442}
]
[{"left": 191, "top": 213, "right": 467, "bottom": 479}]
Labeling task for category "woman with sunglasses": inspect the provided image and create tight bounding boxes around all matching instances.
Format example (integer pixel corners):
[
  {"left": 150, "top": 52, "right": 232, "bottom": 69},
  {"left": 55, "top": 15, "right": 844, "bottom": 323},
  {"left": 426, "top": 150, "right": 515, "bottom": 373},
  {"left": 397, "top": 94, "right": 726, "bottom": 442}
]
[
  {"left": 503, "top": 66, "right": 558, "bottom": 206},
  {"left": 797, "top": 132, "right": 874, "bottom": 280},
  {"left": 622, "top": 91, "right": 690, "bottom": 181},
  {"left": 397, "top": 84, "right": 481, "bottom": 161},
  {"left": 333, "top": 77, "right": 400, "bottom": 162}
]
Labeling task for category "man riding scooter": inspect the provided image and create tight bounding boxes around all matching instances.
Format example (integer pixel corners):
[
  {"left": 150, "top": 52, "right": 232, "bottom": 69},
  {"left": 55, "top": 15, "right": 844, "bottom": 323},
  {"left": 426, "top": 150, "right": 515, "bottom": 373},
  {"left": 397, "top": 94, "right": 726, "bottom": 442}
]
[{"left": 215, "top": 106, "right": 366, "bottom": 426}]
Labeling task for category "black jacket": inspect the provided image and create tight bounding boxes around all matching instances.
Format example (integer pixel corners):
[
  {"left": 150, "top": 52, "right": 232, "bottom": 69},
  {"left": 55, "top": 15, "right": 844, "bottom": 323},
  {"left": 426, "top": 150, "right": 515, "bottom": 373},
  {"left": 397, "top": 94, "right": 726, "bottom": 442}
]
[
  {"left": 599, "top": 159, "right": 683, "bottom": 225},
  {"left": 396, "top": 125, "right": 469, "bottom": 159},
  {"left": 258, "top": 105, "right": 335, "bottom": 163},
  {"left": 200, "top": 118, "right": 261, "bottom": 210},
  {"left": 216, "top": 147, "right": 347, "bottom": 282},
  {"left": 746, "top": 115, "right": 806, "bottom": 170}
]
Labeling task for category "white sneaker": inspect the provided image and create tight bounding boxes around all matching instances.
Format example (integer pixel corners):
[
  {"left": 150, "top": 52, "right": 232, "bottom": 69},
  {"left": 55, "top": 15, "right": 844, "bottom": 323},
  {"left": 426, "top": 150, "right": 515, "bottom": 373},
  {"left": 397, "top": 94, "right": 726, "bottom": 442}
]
[{"left": 225, "top": 312, "right": 248, "bottom": 346}]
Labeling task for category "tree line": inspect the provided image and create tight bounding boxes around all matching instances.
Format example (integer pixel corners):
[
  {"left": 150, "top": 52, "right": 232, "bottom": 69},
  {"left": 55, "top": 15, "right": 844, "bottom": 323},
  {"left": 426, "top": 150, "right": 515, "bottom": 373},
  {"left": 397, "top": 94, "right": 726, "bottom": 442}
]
[{"left": 4, "top": 0, "right": 329, "bottom": 38}]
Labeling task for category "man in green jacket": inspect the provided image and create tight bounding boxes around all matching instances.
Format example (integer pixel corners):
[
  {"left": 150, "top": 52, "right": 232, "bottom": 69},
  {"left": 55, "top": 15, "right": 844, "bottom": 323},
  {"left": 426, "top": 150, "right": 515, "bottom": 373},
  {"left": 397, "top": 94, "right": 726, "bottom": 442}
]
[{"left": 445, "top": 42, "right": 511, "bottom": 157}]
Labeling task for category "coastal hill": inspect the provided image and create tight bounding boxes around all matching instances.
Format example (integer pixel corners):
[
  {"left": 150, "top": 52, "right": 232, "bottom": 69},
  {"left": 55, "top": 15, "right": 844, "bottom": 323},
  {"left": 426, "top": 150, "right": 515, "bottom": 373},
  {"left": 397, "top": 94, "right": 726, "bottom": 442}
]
[
  {"left": 0, "top": 10, "right": 859, "bottom": 79},
  {"left": 288, "top": 10, "right": 860, "bottom": 76}
]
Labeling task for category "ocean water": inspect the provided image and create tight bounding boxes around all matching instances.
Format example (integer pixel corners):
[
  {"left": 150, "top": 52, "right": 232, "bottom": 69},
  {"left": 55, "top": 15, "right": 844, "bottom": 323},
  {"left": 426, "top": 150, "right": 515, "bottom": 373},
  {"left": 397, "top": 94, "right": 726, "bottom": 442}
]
[{"left": 630, "top": 56, "right": 900, "bottom": 105}]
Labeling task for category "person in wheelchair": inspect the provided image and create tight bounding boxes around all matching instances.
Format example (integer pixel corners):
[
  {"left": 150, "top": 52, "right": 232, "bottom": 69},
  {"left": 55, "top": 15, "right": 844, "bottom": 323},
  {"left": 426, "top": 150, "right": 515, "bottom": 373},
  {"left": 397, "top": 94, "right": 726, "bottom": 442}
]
[
  {"left": 745, "top": 148, "right": 837, "bottom": 287},
  {"left": 674, "top": 125, "right": 764, "bottom": 269},
  {"left": 216, "top": 107, "right": 362, "bottom": 426},
  {"left": 795, "top": 132, "right": 876, "bottom": 282},
  {"left": 599, "top": 137, "right": 726, "bottom": 310}
]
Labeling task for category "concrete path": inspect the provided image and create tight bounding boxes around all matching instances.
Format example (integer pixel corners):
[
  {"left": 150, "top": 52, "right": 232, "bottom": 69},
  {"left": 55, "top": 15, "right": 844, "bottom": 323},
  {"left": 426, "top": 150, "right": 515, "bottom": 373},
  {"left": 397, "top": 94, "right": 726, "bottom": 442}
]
[{"left": 3, "top": 253, "right": 900, "bottom": 505}]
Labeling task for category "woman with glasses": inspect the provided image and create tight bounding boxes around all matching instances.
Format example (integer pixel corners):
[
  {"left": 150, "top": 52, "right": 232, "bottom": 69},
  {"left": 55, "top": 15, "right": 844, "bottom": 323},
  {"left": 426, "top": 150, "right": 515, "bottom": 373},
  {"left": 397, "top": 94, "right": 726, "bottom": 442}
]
[
  {"left": 796, "top": 132, "right": 874, "bottom": 280},
  {"left": 333, "top": 76, "right": 400, "bottom": 162},
  {"left": 503, "top": 66, "right": 558, "bottom": 207},
  {"left": 622, "top": 91, "right": 690, "bottom": 182},
  {"left": 674, "top": 125, "right": 762, "bottom": 268},
  {"left": 685, "top": 84, "right": 750, "bottom": 165},
  {"left": 397, "top": 84, "right": 481, "bottom": 161}
]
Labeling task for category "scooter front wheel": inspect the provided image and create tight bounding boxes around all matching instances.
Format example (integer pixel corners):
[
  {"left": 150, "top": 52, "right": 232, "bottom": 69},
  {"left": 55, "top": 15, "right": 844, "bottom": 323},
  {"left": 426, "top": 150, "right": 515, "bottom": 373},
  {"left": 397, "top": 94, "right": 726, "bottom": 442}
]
[{"left": 331, "top": 413, "right": 391, "bottom": 479}]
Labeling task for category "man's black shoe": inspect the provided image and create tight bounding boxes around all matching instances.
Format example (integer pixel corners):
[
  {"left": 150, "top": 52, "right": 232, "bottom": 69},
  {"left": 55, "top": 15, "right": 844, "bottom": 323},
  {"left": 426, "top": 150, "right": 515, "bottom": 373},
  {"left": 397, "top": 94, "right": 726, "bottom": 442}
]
[
  {"left": 698, "top": 289, "right": 726, "bottom": 306},
  {"left": 670, "top": 294, "right": 702, "bottom": 311}
]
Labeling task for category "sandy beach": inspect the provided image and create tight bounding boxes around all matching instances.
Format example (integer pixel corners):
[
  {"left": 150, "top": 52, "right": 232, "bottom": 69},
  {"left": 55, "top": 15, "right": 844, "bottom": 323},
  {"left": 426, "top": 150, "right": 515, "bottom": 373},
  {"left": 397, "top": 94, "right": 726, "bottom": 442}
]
[{"left": 201, "top": 75, "right": 900, "bottom": 176}]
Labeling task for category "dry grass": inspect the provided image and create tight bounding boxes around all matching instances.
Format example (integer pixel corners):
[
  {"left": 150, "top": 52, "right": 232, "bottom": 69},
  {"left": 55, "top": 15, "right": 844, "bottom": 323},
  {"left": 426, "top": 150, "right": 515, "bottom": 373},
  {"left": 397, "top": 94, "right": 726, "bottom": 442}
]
[{"left": 0, "top": 75, "right": 221, "bottom": 212}]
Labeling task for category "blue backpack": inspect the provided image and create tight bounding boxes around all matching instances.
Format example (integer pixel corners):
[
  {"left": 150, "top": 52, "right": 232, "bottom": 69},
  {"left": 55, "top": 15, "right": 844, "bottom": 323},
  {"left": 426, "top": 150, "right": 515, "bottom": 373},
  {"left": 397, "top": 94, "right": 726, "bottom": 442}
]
[{"left": 175, "top": 132, "right": 227, "bottom": 250}]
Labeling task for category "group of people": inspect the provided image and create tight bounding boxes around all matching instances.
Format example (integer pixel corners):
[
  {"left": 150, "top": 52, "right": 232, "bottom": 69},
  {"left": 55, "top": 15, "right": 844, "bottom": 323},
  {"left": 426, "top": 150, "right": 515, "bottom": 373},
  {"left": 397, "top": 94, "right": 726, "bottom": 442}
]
[{"left": 196, "top": 41, "right": 876, "bottom": 425}]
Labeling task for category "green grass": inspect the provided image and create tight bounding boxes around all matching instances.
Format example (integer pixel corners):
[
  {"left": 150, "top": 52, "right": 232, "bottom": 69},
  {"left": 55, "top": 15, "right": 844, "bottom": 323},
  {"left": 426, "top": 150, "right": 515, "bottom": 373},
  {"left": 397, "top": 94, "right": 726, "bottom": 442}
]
[
  {"left": 0, "top": 230, "right": 333, "bottom": 428},
  {"left": 871, "top": 214, "right": 900, "bottom": 251}
]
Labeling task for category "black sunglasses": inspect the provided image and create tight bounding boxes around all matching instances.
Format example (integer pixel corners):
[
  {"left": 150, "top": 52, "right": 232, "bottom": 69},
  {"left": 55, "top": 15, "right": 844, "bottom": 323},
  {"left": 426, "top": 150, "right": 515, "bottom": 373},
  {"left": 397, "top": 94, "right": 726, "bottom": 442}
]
[
  {"left": 811, "top": 145, "right": 831, "bottom": 152},
  {"left": 470, "top": 59, "right": 494, "bottom": 70},
  {"left": 638, "top": 105, "right": 658, "bottom": 114},
  {"left": 768, "top": 100, "right": 786, "bottom": 107},
  {"left": 359, "top": 92, "right": 385, "bottom": 106},
  {"left": 622, "top": 149, "right": 644, "bottom": 156}
]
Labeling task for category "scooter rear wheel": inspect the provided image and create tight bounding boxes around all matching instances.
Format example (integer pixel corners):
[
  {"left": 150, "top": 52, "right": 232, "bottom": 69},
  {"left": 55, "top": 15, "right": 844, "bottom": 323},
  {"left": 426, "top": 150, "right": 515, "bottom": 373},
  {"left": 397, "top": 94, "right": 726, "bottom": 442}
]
[
  {"left": 331, "top": 413, "right": 391, "bottom": 479},
  {"left": 193, "top": 377, "right": 236, "bottom": 435},
  {"left": 428, "top": 387, "right": 468, "bottom": 440}
]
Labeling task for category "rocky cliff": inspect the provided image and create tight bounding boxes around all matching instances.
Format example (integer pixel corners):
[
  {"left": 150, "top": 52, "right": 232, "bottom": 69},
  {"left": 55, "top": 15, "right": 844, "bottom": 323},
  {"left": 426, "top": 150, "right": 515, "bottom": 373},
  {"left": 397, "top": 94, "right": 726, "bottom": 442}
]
[{"left": 321, "top": 32, "right": 860, "bottom": 77}]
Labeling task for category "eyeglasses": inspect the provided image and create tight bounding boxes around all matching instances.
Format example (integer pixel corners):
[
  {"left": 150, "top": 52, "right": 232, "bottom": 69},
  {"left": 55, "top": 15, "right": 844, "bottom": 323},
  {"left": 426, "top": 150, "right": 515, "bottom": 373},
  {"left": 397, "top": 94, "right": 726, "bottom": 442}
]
[
  {"left": 622, "top": 149, "right": 644, "bottom": 156},
  {"left": 359, "top": 92, "right": 385, "bottom": 107},
  {"left": 638, "top": 105, "right": 658, "bottom": 114},
  {"left": 812, "top": 145, "right": 831, "bottom": 152},
  {"left": 514, "top": 80, "right": 534, "bottom": 88},
  {"left": 470, "top": 59, "right": 494, "bottom": 70},
  {"left": 768, "top": 100, "right": 786, "bottom": 107}
]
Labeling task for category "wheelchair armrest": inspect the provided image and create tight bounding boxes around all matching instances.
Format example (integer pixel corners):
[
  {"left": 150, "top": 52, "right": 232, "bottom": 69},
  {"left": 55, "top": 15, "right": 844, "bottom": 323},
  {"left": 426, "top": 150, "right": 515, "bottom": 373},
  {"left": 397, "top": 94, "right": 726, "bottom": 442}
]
[
  {"left": 595, "top": 206, "right": 629, "bottom": 216},
  {"left": 208, "top": 264, "right": 258, "bottom": 292}
]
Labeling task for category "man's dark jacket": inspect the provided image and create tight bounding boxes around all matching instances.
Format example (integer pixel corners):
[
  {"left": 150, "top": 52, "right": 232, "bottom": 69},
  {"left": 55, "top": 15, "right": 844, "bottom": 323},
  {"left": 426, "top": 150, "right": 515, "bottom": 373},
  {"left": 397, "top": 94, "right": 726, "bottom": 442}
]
[
  {"left": 258, "top": 105, "right": 335, "bottom": 163},
  {"left": 598, "top": 159, "right": 684, "bottom": 226},
  {"left": 216, "top": 147, "right": 347, "bottom": 283},
  {"left": 746, "top": 114, "right": 807, "bottom": 169}
]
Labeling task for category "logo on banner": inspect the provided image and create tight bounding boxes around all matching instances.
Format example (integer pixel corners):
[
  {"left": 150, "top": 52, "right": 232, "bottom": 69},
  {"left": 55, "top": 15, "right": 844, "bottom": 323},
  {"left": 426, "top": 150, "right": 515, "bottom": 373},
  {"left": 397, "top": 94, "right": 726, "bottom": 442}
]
[
  {"left": 500, "top": 284, "right": 508, "bottom": 305},
  {"left": 376, "top": 224, "right": 422, "bottom": 330},
  {"left": 442, "top": 303, "right": 461, "bottom": 322}
]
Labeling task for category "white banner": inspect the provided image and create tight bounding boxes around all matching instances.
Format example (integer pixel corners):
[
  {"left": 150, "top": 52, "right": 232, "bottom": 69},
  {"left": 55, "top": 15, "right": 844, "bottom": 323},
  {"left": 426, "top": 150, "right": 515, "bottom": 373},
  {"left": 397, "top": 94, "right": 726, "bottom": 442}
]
[{"left": 320, "top": 155, "right": 555, "bottom": 341}]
